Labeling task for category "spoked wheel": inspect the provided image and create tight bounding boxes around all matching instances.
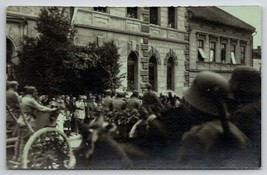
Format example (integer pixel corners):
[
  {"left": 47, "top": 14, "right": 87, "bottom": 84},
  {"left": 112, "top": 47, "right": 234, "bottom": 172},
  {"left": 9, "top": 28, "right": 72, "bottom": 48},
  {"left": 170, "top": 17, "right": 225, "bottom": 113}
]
[{"left": 21, "top": 128, "right": 75, "bottom": 169}]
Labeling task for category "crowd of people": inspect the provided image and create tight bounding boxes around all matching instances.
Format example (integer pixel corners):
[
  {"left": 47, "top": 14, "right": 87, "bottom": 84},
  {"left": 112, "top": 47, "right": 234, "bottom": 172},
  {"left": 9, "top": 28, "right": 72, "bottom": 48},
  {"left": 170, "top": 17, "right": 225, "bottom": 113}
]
[{"left": 6, "top": 65, "right": 261, "bottom": 169}]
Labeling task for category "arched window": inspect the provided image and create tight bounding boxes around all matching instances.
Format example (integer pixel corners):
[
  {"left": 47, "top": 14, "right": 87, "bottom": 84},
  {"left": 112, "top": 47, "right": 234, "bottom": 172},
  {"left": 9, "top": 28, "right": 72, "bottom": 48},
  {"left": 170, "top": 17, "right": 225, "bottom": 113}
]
[
  {"left": 167, "top": 57, "right": 174, "bottom": 90},
  {"left": 149, "top": 56, "right": 158, "bottom": 91},
  {"left": 127, "top": 52, "right": 138, "bottom": 91}
]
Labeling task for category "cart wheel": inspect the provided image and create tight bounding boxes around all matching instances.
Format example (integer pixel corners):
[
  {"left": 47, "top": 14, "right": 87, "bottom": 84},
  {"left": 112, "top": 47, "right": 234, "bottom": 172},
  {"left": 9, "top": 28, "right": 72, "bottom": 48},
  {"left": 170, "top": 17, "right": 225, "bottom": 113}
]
[{"left": 21, "top": 128, "right": 75, "bottom": 169}]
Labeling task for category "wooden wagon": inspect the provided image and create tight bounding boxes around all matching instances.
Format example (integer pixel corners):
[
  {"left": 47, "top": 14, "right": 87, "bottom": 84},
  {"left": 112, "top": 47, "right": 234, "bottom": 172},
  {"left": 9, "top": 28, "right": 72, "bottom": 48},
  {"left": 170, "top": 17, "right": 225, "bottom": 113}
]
[{"left": 6, "top": 106, "right": 75, "bottom": 169}]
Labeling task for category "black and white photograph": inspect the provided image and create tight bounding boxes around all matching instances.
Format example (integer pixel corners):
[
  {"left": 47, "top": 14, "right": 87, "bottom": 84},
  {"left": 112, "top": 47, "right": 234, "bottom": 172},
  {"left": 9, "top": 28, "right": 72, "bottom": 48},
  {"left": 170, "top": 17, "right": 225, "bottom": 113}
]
[{"left": 4, "top": 1, "right": 263, "bottom": 172}]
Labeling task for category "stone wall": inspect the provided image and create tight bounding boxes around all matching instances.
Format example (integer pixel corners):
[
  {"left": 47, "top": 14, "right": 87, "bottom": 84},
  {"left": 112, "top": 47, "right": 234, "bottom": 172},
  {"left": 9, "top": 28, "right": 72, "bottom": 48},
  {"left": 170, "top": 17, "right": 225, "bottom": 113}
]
[
  {"left": 6, "top": 6, "right": 188, "bottom": 95},
  {"left": 188, "top": 19, "right": 254, "bottom": 84}
]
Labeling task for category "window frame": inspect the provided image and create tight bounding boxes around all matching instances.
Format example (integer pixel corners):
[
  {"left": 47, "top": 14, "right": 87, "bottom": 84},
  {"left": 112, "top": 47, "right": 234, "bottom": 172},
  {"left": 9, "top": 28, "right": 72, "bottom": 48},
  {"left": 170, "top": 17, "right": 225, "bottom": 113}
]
[
  {"left": 168, "top": 7, "right": 176, "bottom": 28},
  {"left": 149, "top": 56, "right": 158, "bottom": 91},
  {"left": 127, "top": 52, "right": 138, "bottom": 91},
  {"left": 198, "top": 40, "right": 207, "bottom": 62},
  {"left": 149, "top": 7, "right": 159, "bottom": 25},
  {"left": 209, "top": 42, "right": 216, "bottom": 62},
  {"left": 220, "top": 43, "right": 226, "bottom": 63},
  {"left": 93, "top": 7, "right": 108, "bottom": 13},
  {"left": 126, "top": 7, "right": 138, "bottom": 19},
  {"left": 230, "top": 44, "right": 236, "bottom": 64},
  {"left": 240, "top": 46, "right": 246, "bottom": 64},
  {"left": 167, "top": 57, "right": 175, "bottom": 90}
]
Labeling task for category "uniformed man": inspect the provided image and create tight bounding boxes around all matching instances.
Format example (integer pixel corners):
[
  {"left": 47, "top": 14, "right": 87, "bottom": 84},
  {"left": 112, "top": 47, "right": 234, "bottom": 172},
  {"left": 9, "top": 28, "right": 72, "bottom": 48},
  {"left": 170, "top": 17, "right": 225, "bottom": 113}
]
[
  {"left": 176, "top": 71, "right": 251, "bottom": 168},
  {"left": 229, "top": 66, "right": 261, "bottom": 167},
  {"left": 126, "top": 90, "right": 141, "bottom": 110},
  {"left": 74, "top": 95, "right": 86, "bottom": 135},
  {"left": 142, "top": 83, "right": 163, "bottom": 115},
  {"left": 12, "top": 86, "right": 57, "bottom": 163},
  {"left": 102, "top": 89, "right": 113, "bottom": 111},
  {"left": 6, "top": 81, "right": 20, "bottom": 120},
  {"left": 112, "top": 91, "right": 126, "bottom": 111},
  {"left": 87, "top": 96, "right": 98, "bottom": 121}
]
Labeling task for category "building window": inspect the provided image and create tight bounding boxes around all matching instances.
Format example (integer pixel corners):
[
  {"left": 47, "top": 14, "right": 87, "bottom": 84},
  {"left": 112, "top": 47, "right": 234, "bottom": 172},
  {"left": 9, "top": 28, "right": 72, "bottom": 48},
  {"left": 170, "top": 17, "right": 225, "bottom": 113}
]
[
  {"left": 127, "top": 52, "right": 138, "bottom": 91},
  {"left": 198, "top": 40, "right": 207, "bottom": 61},
  {"left": 221, "top": 43, "right": 226, "bottom": 63},
  {"left": 168, "top": 7, "right": 175, "bottom": 28},
  {"left": 167, "top": 57, "right": 174, "bottom": 90},
  {"left": 241, "top": 46, "right": 246, "bottom": 64},
  {"left": 94, "top": 7, "right": 107, "bottom": 13},
  {"left": 209, "top": 42, "right": 216, "bottom": 62},
  {"left": 230, "top": 45, "right": 236, "bottom": 64},
  {"left": 149, "top": 56, "right": 158, "bottom": 91},
  {"left": 127, "top": 7, "right": 138, "bottom": 18},
  {"left": 150, "top": 7, "right": 159, "bottom": 25}
]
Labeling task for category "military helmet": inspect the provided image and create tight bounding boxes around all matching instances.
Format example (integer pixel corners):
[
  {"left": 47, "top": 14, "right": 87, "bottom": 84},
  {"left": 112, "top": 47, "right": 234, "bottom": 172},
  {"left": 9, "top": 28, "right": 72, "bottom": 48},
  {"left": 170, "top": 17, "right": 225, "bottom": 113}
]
[
  {"left": 229, "top": 66, "right": 261, "bottom": 94},
  {"left": 24, "top": 86, "right": 37, "bottom": 95},
  {"left": 183, "top": 71, "right": 229, "bottom": 116}
]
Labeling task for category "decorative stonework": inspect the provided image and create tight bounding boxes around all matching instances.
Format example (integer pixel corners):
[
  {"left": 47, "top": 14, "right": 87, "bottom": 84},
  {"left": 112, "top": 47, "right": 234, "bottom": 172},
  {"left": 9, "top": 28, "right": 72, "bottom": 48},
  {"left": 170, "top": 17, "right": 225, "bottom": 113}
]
[
  {"left": 163, "top": 49, "right": 178, "bottom": 66},
  {"left": 148, "top": 46, "right": 161, "bottom": 65}
]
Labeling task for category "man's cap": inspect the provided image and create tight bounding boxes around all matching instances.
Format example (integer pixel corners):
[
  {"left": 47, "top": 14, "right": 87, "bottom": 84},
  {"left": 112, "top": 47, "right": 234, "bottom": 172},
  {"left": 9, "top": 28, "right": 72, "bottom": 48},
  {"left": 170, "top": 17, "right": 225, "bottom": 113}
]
[
  {"left": 104, "top": 89, "right": 112, "bottom": 95},
  {"left": 9, "top": 81, "right": 19, "bottom": 85},
  {"left": 25, "top": 86, "right": 37, "bottom": 94}
]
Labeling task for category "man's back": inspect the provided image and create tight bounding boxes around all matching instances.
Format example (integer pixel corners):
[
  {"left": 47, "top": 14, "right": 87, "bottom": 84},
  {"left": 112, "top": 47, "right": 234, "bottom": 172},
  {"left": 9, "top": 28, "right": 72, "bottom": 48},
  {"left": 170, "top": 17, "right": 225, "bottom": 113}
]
[
  {"left": 112, "top": 98, "right": 126, "bottom": 111},
  {"left": 102, "top": 96, "right": 113, "bottom": 110},
  {"left": 126, "top": 97, "right": 141, "bottom": 110},
  {"left": 7, "top": 89, "right": 19, "bottom": 108}
]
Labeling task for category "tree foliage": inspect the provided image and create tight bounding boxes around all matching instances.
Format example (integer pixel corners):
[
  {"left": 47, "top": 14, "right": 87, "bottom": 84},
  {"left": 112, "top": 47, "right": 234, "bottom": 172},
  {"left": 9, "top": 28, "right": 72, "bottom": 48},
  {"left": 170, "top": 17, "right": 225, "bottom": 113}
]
[
  {"left": 79, "top": 41, "right": 125, "bottom": 94},
  {"left": 16, "top": 7, "right": 77, "bottom": 95},
  {"left": 16, "top": 7, "right": 124, "bottom": 95}
]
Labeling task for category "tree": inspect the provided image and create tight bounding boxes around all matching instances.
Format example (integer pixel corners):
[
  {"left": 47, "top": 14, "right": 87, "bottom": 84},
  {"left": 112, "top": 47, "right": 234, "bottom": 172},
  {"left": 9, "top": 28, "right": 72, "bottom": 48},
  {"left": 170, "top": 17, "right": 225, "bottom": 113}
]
[
  {"left": 16, "top": 7, "right": 124, "bottom": 95},
  {"left": 78, "top": 41, "right": 125, "bottom": 94},
  {"left": 97, "top": 41, "right": 125, "bottom": 92},
  {"left": 16, "top": 7, "right": 78, "bottom": 95}
]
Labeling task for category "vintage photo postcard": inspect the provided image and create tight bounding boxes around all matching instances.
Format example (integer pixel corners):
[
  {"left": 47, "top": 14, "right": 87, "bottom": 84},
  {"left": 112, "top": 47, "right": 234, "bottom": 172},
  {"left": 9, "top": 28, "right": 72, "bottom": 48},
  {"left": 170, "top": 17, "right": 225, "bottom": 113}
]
[{"left": 6, "top": 6, "right": 261, "bottom": 169}]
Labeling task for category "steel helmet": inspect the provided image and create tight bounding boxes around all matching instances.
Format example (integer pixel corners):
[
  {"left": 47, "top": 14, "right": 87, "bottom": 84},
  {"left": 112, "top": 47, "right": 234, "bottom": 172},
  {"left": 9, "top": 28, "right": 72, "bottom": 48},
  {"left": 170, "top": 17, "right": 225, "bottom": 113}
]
[
  {"left": 229, "top": 66, "right": 261, "bottom": 94},
  {"left": 25, "top": 86, "right": 37, "bottom": 95},
  {"left": 184, "top": 71, "right": 229, "bottom": 116}
]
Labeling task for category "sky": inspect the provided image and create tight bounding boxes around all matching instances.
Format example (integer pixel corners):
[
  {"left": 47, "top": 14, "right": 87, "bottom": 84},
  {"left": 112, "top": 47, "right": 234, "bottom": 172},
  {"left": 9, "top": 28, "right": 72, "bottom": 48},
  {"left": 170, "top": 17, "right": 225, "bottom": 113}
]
[{"left": 219, "top": 6, "right": 261, "bottom": 49}]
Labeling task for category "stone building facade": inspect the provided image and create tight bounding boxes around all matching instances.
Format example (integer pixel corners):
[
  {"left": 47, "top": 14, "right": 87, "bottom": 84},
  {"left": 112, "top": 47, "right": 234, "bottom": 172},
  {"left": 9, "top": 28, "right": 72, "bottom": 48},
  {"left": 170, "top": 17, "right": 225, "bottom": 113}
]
[
  {"left": 6, "top": 6, "right": 256, "bottom": 95},
  {"left": 6, "top": 6, "right": 189, "bottom": 95},
  {"left": 186, "top": 7, "right": 255, "bottom": 82}
]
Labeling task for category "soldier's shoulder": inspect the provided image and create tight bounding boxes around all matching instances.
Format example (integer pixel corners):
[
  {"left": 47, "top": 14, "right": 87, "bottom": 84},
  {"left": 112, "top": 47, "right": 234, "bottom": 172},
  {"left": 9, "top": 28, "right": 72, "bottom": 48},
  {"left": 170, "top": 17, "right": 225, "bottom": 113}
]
[{"left": 236, "top": 101, "right": 261, "bottom": 116}]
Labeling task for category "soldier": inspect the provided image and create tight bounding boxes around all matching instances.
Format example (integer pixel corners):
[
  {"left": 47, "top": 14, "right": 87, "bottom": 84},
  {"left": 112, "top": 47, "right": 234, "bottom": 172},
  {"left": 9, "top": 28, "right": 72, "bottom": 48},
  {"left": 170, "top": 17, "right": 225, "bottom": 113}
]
[
  {"left": 126, "top": 90, "right": 141, "bottom": 110},
  {"left": 102, "top": 89, "right": 113, "bottom": 111},
  {"left": 112, "top": 91, "right": 126, "bottom": 111},
  {"left": 6, "top": 81, "right": 20, "bottom": 118},
  {"left": 176, "top": 71, "right": 251, "bottom": 168},
  {"left": 142, "top": 83, "right": 163, "bottom": 116},
  {"left": 6, "top": 81, "right": 20, "bottom": 137},
  {"left": 229, "top": 66, "right": 261, "bottom": 166},
  {"left": 12, "top": 86, "right": 57, "bottom": 163},
  {"left": 73, "top": 95, "right": 86, "bottom": 135},
  {"left": 87, "top": 96, "right": 98, "bottom": 122}
]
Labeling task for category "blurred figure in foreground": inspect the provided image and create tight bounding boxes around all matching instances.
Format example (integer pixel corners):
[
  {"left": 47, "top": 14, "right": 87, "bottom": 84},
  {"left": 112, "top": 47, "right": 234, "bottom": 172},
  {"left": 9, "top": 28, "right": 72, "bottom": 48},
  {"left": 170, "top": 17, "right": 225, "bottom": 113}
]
[
  {"left": 229, "top": 66, "right": 261, "bottom": 167},
  {"left": 176, "top": 71, "right": 251, "bottom": 168}
]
